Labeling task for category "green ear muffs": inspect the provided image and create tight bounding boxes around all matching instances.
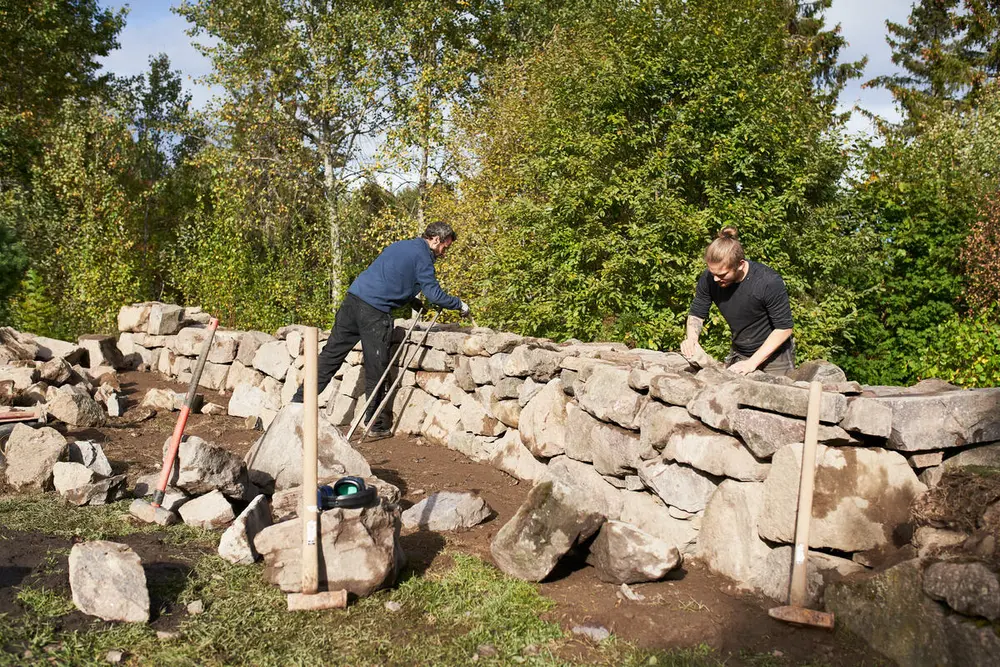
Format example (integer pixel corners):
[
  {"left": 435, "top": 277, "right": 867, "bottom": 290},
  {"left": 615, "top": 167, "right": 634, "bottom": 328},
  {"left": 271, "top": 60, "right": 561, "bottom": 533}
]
[{"left": 317, "top": 476, "right": 376, "bottom": 509}]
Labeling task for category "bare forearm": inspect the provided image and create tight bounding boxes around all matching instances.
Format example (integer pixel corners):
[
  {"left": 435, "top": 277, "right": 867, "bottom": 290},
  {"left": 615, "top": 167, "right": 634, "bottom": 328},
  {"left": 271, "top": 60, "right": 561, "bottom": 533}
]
[
  {"left": 685, "top": 316, "right": 704, "bottom": 342},
  {"left": 748, "top": 329, "right": 793, "bottom": 368}
]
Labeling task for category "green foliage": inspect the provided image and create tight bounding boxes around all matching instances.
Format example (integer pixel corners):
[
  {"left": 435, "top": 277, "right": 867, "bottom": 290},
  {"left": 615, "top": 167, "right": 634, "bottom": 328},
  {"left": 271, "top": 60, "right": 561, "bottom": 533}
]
[
  {"left": 838, "top": 84, "right": 1000, "bottom": 385},
  {"left": 442, "top": 0, "right": 864, "bottom": 359},
  {"left": 909, "top": 307, "right": 1000, "bottom": 388},
  {"left": 14, "top": 586, "right": 75, "bottom": 619},
  {"left": 870, "top": 0, "right": 1000, "bottom": 123}
]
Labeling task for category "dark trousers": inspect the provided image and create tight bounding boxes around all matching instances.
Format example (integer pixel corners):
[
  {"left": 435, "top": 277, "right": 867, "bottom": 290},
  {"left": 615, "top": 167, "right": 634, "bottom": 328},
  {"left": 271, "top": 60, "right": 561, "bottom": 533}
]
[{"left": 293, "top": 293, "right": 393, "bottom": 430}]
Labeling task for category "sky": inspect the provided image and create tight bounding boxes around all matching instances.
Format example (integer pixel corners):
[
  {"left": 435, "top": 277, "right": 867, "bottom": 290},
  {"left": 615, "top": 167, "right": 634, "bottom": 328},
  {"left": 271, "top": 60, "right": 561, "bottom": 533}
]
[{"left": 97, "top": 0, "right": 917, "bottom": 136}]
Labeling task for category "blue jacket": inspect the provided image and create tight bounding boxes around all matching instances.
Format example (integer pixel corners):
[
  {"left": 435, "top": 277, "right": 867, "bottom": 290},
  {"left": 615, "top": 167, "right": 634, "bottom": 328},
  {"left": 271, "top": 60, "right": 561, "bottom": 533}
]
[{"left": 347, "top": 238, "right": 462, "bottom": 313}]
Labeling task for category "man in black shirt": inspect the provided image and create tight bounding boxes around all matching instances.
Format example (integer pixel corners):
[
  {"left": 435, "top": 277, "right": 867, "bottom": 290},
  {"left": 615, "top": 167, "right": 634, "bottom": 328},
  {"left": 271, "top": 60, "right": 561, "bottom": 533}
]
[{"left": 680, "top": 227, "right": 794, "bottom": 375}]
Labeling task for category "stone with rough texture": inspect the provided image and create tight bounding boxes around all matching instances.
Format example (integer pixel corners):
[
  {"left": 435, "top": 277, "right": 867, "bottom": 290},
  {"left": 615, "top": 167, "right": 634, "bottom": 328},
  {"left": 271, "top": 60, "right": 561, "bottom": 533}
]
[
  {"left": 545, "top": 455, "right": 625, "bottom": 519},
  {"left": 402, "top": 491, "right": 492, "bottom": 531},
  {"left": 489, "top": 430, "right": 547, "bottom": 483},
  {"left": 68, "top": 440, "right": 113, "bottom": 477},
  {"left": 453, "top": 355, "right": 478, "bottom": 391},
  {"left": 252, "top": 340, "right": 292, "bottom": 380},
  {"left": 70, "top": 541, "right": 149, "bottom": 622},
  {"left": 839, "top": 397, "right": 893, "bottom": 439},
  {"left": 590, "top": 420, "right": 644, "bottom": 477},
  {"left": 255, "top": 499, "right": 403, "bottom": 596},
  {"left": 788, "top": 360, "right": 848, "bottom": 384},
  {"left": 415, "top": 371, "right": 466, "bottom": 403},
  {"left": 637, "top": 401, "right": 699, "bottom": 452},
  {"left": 4, "top": 424, "right": 67, "bottom": 491},
  {"left": 490, "top": 481, "right": 604, "bottom": 582},
  {"left": 697, "top": 480, "right": 770, "bottom": 586},
  {"left": 491, "top": 399, "right": 521, "bottom": 428},
  {"left": 178, "top": 489, "right": 235, "bottom": 529},
  {"left": 875, "top": 388, "right": 1000, "bottom": 451},
  {"left": 732, "top": 408, "right": 859, "bottom": 459},
  {"left": 576, "top": 366, "right": 648, "bottom": 430},
  {"left": 236, "top": 331, "right": 275, "bottom": 366},
  {"left": 270, "top": 475, "right": 399, "bottom": 522},
  {"left": 392, "top": 385, "right": 434, "bottom": 435},
  {"left": 58, "top": 469, "right": 127, "bottom": 506},
  {"left": 47, "top": 387, "right": 105, "bottom": 427},
  {"left": 923, "top": 561, "right": 1000, "bottom": 620},
  {"left": 117, "top": 304, "right": 152, "bottom": 332},
  {"left": 244, "top": 403, "right": 371, "bottom": 493},
  {"left": 446, "top": 431, "right": 500, "bottom": 463},
  {"left": 502, "top": 345, "right": 566, "bottom": 381},
  {"left": 147, "top": 303, "right": 184, "bottom": 335},
  {"left": 31, "top": 335, "right": 86, "bottom": 364},
  {"left": 825, "top": 559, "right": 1000, "bottom": 667},
  {"left": 459, "top": 395, "right": 506, "bottom": 437},
  {"left": 163, "top": 435, "right": 248, "bottom": 498},
  {"left": 636, "top": 458, "right": 717, "bottom": 513},
  {"left": 586, "top": 520, "right": 682, "bottom": 584},
  {"left": 564, "top": 402, "right": 598, "bottom": 463},
  {"left": 648, "top": 371, "right": 705, "bottom": 407},
  {"left": 78, "top": 334, "right": 126, "bottom": 370},
  {"left": 686, "top": 379, "right": 742, "bottom": 433},
  {"left": 142, "top": 388, "right": 176, "bottom": 412},
  {"left": 941, "top": 442, "right": 1000, "bottom": 471},
  {"left": 225, "top": 360, "right": 265, "bottom": 392},
  {"left": 218, "top": 495, "right": 272, "bottom": 565},
  {"left": 518, "top": 378, "right": 570, "bottom": 458},
  {"left": 420, "top": 401, "right": 463, "bottom": 447},
  {"left": 663, "top": 424, "right": 769, "bottom": 481},
  {"left": 760, "top": 444, "right": 926, "bottom": 552},
  {"left": 228, "top": 383, "right": 280, "bottom": 419},
  {"left": 737, "top": 380, "right": 847, "bottom": 423},
  {"left": 38, "top": 357, "right": 73, "bottom": 385},
  {"left": 618, "top": 491, "right": 701, "bottom": 554},
  {"left": 753, "top": 545, "right": 865, "bottom": 606}
]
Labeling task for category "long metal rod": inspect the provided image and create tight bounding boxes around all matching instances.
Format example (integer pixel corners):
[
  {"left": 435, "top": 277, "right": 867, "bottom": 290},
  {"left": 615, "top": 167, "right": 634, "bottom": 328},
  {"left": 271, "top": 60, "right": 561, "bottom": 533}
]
[
  {"left": 344, "top": 310, "right": 424, "bottom": 441},
  {"left": 359, "top": 310, "right": 441, "bottom": 442}
]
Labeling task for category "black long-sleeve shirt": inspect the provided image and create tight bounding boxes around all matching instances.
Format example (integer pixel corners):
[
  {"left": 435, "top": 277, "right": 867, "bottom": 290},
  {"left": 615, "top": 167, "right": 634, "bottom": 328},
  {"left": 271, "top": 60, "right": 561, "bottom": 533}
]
[{"left": 689, "top": 260, "right": 793, "bottom": 357}]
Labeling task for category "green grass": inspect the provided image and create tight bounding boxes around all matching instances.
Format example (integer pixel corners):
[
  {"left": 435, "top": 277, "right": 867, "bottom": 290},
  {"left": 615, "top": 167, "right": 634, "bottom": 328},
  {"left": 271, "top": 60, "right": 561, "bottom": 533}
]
[
  {"left": 14, "top": 587, "right": 75, "bottom": 619},
  {"left": 0, "top": 495, "right": 213, "bottom": 545},
  {"left": 0, "top": 495, "right": 732, "bottom": 666}
]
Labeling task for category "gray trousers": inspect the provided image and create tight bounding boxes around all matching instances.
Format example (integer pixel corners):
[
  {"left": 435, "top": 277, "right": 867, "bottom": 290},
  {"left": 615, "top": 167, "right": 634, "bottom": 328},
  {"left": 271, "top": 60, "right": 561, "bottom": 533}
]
[{"left": 725, "top": 339, "right": 795, "bottom": 376}]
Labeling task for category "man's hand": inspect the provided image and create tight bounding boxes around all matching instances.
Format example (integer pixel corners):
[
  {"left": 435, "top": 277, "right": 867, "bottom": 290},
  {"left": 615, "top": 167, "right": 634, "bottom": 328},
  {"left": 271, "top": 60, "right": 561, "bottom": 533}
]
[
  {"left": 459, "top": 301, "right": 471, "bottom": 318},
  {"left": 409, "top": 298, "right": 427, "bottom": 313},
  {"left": 680, "top": 337, "right": 699, "bottom": 359},
  {"left": 728, "top": 359, "right": 758, "bottom": 375}
]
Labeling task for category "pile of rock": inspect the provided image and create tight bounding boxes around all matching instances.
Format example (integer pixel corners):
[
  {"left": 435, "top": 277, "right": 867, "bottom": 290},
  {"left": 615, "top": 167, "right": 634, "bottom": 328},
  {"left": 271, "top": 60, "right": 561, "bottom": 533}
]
[{"left": 114, "top": 303, "right": 1000, "bottom": 599}]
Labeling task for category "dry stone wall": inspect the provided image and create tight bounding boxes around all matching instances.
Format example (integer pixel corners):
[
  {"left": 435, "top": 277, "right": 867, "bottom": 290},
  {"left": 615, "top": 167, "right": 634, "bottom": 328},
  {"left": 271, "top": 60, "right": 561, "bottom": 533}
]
[{"left": 111, "top": 302, "right": 1000, "bottom": 599}]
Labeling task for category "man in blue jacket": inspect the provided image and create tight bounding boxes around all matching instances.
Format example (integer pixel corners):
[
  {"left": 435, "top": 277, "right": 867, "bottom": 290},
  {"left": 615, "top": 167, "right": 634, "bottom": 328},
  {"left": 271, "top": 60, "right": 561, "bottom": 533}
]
[{"left": 293, "top": 222, "right": 469, "bottom": 439}]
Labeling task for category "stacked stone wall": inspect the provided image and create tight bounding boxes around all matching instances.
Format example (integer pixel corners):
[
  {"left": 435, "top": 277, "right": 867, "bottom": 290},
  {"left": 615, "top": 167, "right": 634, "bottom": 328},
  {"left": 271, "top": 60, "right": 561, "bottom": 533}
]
[{"left": 114, "top": 302, "right": 1000, "bottom": 599}]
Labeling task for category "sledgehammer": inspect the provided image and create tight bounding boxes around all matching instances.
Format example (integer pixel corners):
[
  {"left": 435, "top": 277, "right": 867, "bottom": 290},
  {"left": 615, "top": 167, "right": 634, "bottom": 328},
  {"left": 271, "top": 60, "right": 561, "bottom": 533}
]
[
  {"left": 130, "top": 317, "right": 219, "bottom": 526},
  {"left": 767, "top": 381, "right": 835, "bottom": 630},
  {"left": 287, "top": 326, "right": 348, "bottom": 612}
]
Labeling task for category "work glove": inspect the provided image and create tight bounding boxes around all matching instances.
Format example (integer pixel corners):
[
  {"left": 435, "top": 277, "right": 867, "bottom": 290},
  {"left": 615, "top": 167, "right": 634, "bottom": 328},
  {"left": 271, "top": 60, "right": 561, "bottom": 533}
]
[
  {"left": 408, "top": 298, "right": 427, "bottom": 313},
  {"left": 459, "top": 301, "right": 471, "bottom": 318}
]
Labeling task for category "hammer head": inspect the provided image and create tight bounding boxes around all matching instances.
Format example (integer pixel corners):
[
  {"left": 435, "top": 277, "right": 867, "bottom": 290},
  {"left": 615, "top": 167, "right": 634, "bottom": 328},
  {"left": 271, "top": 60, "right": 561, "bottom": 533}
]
[
  {"left": 768, "top": 605, "right": 835, "bottom": 629},
  {"left": 129, "top": 498, "right": 179, "bottom": 526}
]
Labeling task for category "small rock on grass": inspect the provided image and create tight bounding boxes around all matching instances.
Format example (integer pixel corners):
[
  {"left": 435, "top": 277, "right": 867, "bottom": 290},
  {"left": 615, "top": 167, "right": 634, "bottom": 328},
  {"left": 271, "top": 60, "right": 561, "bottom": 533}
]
[
  {"left": 572, "top": 624, "right": 611, "bottom": 642},
  {"left": 105, "top": 649, "right": 126, "bottom": 664},
  {"left": 384, "top": 600, "right": 402, "bottom": 612},
  {"left": 187, "top": 600, "right": 204, "bottom": 615}
]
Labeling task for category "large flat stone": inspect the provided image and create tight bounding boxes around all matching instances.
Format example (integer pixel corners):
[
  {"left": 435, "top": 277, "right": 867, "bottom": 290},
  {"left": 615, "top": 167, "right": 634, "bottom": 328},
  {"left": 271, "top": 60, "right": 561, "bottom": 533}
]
[
  {"left": 663, "top": 424, "right": 769, "bottom": 481},
  {"left": 738, "top": 381, "right": 847, "bottom": 423},
  {"left": 576, "top": 366, "right": 648, "bottom": 430},
  {"left": 875, "top": 388, "right": 1000, "bottom": 451},
  {"left": 732, "top": 408, "right": 859, "bottom": 459},
  {"left": 759, "top": 444, "right": 926, "bottom": 552}
]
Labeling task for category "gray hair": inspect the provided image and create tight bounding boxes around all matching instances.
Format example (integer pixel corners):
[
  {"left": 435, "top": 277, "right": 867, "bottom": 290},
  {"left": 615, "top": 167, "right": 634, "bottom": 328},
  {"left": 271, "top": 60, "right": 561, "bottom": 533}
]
[{"left": 422, "top": 222, "right": 457, "bottom": 243}]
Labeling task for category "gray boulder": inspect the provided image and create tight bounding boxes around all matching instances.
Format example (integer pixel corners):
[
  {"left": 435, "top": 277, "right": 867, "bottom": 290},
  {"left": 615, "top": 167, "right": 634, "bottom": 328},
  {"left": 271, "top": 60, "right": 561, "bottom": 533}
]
[
  {"left": 576, "top": 366, "right": 648, "bottom": 430},
  {"left": 68, "top": 440, "right": 113, "bottom": 477},
  {"left": 636, "top": 458, "right": 717, "bottom": 513},
  {"left": 218, "top": 494, "right": 272, "bottom": 564},
  {"left": 696, "top": 480, "right": 770, "bottom": 586},
  {"left": 164, "top": 435, "right": 248, "bottom": 498},
  {"left": 401, "top": 491, "right": 492, "bottom": 532},
  {"left": 923, "top": 561, "right": 1000, "bottom": 620},
  {"left": 753, "top": 545, "right": 864, "bottom": 606},
  {"left": 788, "top": 360, "right": 847, "bottom": 384},
  {"left": 759, "top": 443, "right": 926, "bottom": 552},
  {"left": 490, "top": 481, "right": 604, "bottom": 582},
  {"left": 244, "top": 403, "right": 371, "bottom": 493},
  {"left": 178, "top": 489, "right": 235, "bottom": 529},
  {"left": 585, "top": 520, "right": 682, "bottom": 584},
  {"left": 47, "top": 386, "right": 105, "bottom": 427},
  {"left": 255, "top": 498, "right": 403, "bottom": 596},
  {"left": 663, "top": 424, "right": 769, "bottom": 481},
  {"left": 732, "top": 408, "right": 858, "bottom": 459},
  {"left": 69, "top": 541, "right": 149, "bottom": 623},
  {"left": 875, "top": 388, "right": 1000, "bottom": 451},
  {"left": 737, "top": 380, "right": 847, "bottom": 423},
  {"left": 4, "top": 423, "right": 67, "bottom": 490}
]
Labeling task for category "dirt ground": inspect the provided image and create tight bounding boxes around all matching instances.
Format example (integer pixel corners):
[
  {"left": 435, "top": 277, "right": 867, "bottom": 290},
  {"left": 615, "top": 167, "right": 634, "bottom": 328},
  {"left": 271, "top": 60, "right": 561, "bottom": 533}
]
[{"left": 0, "top": 371, "right": 885, "bottom": 665}]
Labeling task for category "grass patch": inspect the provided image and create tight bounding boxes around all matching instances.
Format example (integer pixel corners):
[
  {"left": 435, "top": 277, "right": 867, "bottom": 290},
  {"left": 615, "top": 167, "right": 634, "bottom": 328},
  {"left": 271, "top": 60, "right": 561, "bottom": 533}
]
[
  {"left": 0, "top": 495, "right": 212, "bottom": 545},
  {"left": 15, "top": 586, "right": 75, "bottom": 619},
  {"left": 0, "top": 550, "right": 730, "bottom": 666}
]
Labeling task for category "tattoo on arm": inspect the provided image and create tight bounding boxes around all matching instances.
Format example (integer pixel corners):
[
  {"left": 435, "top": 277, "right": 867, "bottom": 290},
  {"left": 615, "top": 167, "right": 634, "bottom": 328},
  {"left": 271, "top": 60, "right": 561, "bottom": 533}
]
[{"left": 685, "top": 316, "right": 704, "bottom": 340}]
